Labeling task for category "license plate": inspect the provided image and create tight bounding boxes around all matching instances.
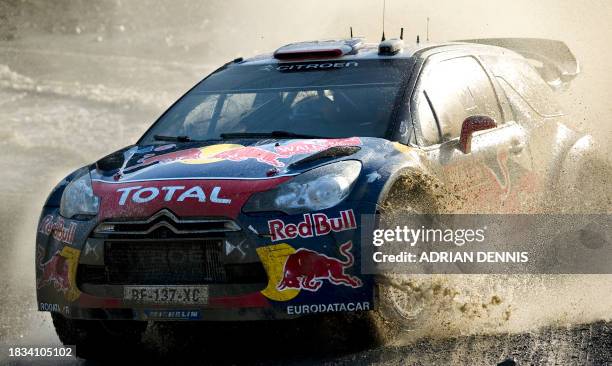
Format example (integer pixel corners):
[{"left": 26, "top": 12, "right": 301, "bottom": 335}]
[{"left": 124, "top": 285, "right": 208, "bottom": 305}]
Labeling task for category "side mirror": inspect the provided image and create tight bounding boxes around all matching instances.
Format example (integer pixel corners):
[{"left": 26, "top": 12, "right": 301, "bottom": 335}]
[{"left": 459, "top": 115, "right": 497, "bottom": 154}]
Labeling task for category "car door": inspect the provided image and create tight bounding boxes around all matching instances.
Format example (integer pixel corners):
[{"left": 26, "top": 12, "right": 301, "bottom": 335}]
[{"left": 412, "top": 53, "right": 534, "bottom": 213}]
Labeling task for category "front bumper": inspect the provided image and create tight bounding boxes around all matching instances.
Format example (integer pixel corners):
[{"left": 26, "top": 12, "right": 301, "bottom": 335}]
[{"left": 35, "top": 201, "right": 376, "bottom": 321}]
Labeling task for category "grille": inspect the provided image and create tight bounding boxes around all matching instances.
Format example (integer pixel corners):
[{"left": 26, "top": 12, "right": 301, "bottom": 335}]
[
  {"left": 93, "top": 209, "right": 240, "bottom": 239},
  {"left": 81, "top": 210, "right": 268, "bottom": 288},
  {"left": 104, "top": 240, "right": 225, "bottom": 285},
  {"left": 77, "top": 241, "right": 268, "bottom": 286}
]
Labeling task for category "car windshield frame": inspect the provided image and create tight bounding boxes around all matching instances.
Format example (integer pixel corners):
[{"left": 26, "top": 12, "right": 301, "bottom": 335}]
[{"left": 138, "top": 58, "right": 414, "bottom": 145}]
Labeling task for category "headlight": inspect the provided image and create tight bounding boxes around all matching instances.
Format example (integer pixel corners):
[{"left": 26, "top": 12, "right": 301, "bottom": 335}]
[
  {"left": 59, "top": 170, "right": 99, "bottom": 219},
  {"left": 243, "top": 160, "right": 361, "bottom": 214}
]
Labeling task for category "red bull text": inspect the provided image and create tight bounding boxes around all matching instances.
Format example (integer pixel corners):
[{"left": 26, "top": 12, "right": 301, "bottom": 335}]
[{"left": 268, "top": 210, "right": 356, "bottom": 242}]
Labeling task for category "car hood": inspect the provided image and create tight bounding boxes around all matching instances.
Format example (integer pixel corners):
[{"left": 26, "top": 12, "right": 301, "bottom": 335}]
[
  {"left": 90, "top": 137, "right": 372, "bottom": 220},
  {"left": 92, "top": 137, "right": 365, "bottom": 182}
]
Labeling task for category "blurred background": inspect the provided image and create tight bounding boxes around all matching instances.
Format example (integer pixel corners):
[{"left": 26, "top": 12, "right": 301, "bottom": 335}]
[{"left": 0, "top": 0, "right": 610, "bottom": 361}]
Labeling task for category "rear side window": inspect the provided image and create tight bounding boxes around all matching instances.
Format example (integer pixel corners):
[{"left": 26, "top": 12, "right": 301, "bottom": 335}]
[
  {"left": 417, "top": 57, "right": 502, "bottom": 144},
  {"left": 483, "top": 55, "right": 563, "bottom": 117}
]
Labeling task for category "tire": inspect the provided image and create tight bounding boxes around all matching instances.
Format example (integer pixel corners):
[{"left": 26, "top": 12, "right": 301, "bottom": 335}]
[
  {"left": 51, "top": 313, "right": 147, "bottom": 360},
  {"left": 369, "top": 174, "right": 443, "bottom": 343},
  {"left": 369, "top": 274, "right": 429, "bottom": 344}
]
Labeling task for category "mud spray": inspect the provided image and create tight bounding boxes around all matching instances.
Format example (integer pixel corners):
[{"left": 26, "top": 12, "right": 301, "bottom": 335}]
[{"left": 0, "top": 0, "right": 610, "bottom": 350}]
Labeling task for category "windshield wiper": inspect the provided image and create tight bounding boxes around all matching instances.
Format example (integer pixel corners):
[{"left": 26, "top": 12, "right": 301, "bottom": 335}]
[
  {"left": 219, "top": 131, "right": 327, "bottom": 139},
  {"left": 154, "top": 134, "right": 192, "bottom": 142}
]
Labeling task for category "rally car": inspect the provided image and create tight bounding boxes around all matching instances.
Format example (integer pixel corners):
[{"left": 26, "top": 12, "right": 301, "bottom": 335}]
[{"left": 37, "top": 36, "right": 598, "bottom": 356}]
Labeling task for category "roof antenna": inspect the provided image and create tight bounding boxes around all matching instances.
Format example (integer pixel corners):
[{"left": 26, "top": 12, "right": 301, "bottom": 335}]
[
  {"left": 416, "top": 35, "right": 420, "bottom": 44},
  {"left": 381, "top": 0, "right": 386, "bottom": 41},
  {"left": 400, "top": 27, "right": 404, "bottom": 40},
  {"left": 426, "top": 17, "right": 430, "bottom": 41},
  {"left": 350, "top": 26, "right": 353, "bottom": 38}
]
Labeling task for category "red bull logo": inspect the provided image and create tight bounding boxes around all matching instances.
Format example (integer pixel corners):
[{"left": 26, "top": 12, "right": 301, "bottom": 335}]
[
  {"left": 274, "top": 137, "right": 361, "bottom": 156},
  {"left": 122, "top": 137, "right": 362, "bottom": 171},
  {"left": 124, "top": 144, "right": 242, "bottom": 172},
  {"left": 277, "top": 241, "right": 362, "bottom": 292},
  {"left": 213, "top": 146, "right": 286, "bottom": 167},
  {"left": 268, "top": 209, "right": 356, "bottom": 242},
  {"left": 36, "top": 246, "right": 81, "bottom": 301},
  {"left": 215, "top": 137, "right": 362, "bottom": 167},
  {"left": 38, "top": 215, "right": 77, "bottom": 245},
  {"left": 37, "top": 250, "right": 70, "bottom": 293},
  {"left": 134, "top": 148, "right": 203, "bottom": 167}
]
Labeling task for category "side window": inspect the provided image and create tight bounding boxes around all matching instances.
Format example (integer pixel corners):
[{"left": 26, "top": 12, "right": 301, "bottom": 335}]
[
  {"left": 418, "top": 57, "right": 502, "bottom": 144},
  {"left": 484, "top": 55, "right": 563, "bottom": 117}
]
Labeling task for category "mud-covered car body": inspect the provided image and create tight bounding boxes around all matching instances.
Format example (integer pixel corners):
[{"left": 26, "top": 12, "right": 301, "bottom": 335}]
[{"left": 37, "top": 38, "right": 588, "bottom": 322}]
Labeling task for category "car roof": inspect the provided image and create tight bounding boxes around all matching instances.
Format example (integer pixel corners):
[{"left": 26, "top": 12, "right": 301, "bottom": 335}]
[{"left": 234, "top": 39, "right": 517, "bottom": 67}]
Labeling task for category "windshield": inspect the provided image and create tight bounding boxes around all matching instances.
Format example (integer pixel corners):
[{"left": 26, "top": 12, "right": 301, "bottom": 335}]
[{"left": 140, "top": 58, "right": 413, "bottom": 144}]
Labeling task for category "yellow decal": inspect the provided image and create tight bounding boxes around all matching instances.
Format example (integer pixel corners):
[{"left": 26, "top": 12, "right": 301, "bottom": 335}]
[
  {"left": 60, "top": 246, "right": 81, "bottom": 302},
  {"left": 393, "top": 142, "right": 423, "bottom": 162},
  {"left": 393, "top": 142, "right": 413, "bottom": 155},
  {"left": 256, "top": 243, "right": 299, "bottom": 301},
  {"left": 180, "top": 144, "right": 243, "bottom": 164}
]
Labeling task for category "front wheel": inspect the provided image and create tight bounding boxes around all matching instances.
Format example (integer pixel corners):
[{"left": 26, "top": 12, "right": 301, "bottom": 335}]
[
  {"left": 369, "top": 274, "right": 428, "bottom": 343},
  {"left": 51, "top": 313, "right": 147, "bottom": 359}
]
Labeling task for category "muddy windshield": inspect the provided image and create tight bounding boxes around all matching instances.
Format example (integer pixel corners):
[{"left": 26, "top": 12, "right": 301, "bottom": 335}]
[{"left": 140, "top": 59, "right": 413, "bottom": 143}]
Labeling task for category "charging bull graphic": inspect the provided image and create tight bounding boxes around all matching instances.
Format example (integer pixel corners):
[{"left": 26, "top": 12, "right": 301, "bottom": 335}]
[
  {"left": 36, "top": 246, "right": 81, "bottom": 301},
  {"left": 277, "top": 241, "right": 362, "bottom": 292},
  {"left": 123, "top": 137, "right": 362, "bottom": 172},
  {"left": 213, "top": 137, "right": 362, "bottom": 167},
  {"left": 37, "top": 249, "right": 70, "bottom": 292},
  {"left": 213, "top": 146, "right": 288, "bottom": 167}
]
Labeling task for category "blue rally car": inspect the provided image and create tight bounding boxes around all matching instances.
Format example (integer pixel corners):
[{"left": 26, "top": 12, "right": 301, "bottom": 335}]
[{"left": 37, "top": 37, "right": 597, "bottom": 356}]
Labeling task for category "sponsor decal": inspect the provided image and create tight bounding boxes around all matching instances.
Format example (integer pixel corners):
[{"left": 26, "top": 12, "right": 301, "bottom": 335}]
[
  {"left": 37, "top": 246, "right": 81, "bottom": 301},
  {"left": 268, "top": 209, "right": 356, "bottom": 242},
  {"left": 38, "top": 215, "right": 77, "bottom": 245},
  {"left": 123, "top": 138, "right": 361, "bottom": 171},
  {"left": 94, "top": 178, "right": 290, "bottom": 220},
  {"left": 278, "top": 241, "right": 362, "bottom": 291},
  {"left": 207, "top": 146, "right": 286, "bottom": 167},
  {"left": 287, "top": 302, "right": 370, "bottom": 315},
  {"left": 441, "top": 148, "right": 536, "bottom": 212},
  {"left": 37, "top": 250, "right": 68, "bottom": 292},
  {"left": 38, "top": 302, "right": 60, "bottom": 312},
  {"left": 483, "top": 150, "right": 511, "bottom": 198},
  {"left": 256, "top": 241, "right": 362, "bottom": 301},
  {"left": 39, "top": 302, "right": 70, "bottom": 315},
  {"left": 276, "top": 61, "right": 359, "bottom": 71},
  {"left": 256, "top": 244, "right": 301, "bottom": 301},
  {"left": 116, "top": 185, "right": 231, "bottom": 205},
  {"left": 120, "top": 247, "right": 215, "bottom": 267},
  {"left": 144, "top": 310, "right": 201, "bottom": 320},
  {"left": 154, "top": 144, "right": 176, "bottom": 152},
  {"left": 273, "top": 137, "right": 361, "bottom": 157},
  {"left": 125, "top": 144, "right": 242, "bottom": 172}
]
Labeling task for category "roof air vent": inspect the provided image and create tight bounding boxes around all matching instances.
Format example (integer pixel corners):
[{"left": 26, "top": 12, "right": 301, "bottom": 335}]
[{"left": 274, "top": 39, "right": 362, "bottom": 60}]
